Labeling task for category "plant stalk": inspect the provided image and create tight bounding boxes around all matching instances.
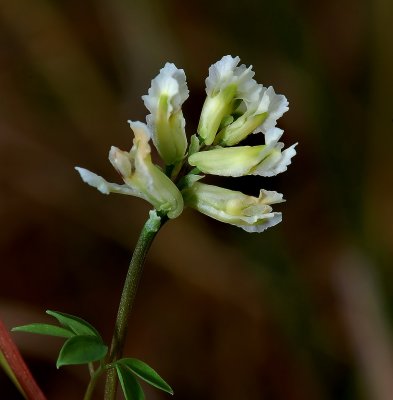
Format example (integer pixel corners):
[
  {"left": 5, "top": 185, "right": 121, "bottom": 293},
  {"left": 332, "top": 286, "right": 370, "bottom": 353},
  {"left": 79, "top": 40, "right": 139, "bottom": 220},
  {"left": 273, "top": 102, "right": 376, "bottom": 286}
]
[
  {"left": 104, "top": 212, "right": 163, "bottom": 400},
  {"left": 0, "top": 319, "right": 47, "bottom": 400},
  {"left": 83, "top": 367, "right": 104, "bottom": 400}
]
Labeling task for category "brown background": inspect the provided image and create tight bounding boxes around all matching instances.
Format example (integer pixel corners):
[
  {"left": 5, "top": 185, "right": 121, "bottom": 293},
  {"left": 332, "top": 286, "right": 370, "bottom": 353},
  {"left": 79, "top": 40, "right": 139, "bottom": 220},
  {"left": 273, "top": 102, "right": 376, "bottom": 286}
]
[{"left": 1, "top": 0, "right": 393, "bottom": 399}]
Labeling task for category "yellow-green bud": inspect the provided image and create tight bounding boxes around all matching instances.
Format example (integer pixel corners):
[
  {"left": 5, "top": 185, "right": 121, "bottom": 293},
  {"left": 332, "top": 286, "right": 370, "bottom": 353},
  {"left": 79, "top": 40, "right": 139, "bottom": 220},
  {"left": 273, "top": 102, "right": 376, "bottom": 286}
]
[
  {"left": 214, "top": 112, "right": 267, "bottom": 146},
  {"left": 197, "top": 84, "right": 237, "bottom": 145},
  {"left": 189, "top": 128, "right": 296, "bottom": 177}
]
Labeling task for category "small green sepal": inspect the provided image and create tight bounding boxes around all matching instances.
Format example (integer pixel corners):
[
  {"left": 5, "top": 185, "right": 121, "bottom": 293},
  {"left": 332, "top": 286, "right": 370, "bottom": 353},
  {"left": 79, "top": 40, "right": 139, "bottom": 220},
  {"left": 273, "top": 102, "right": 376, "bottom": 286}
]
[
  {"left": 145, "top": 210, "right": 161, "bottom": 233},
  {"left": 188, "top": 134, "right": 201, "bottom": 157}
]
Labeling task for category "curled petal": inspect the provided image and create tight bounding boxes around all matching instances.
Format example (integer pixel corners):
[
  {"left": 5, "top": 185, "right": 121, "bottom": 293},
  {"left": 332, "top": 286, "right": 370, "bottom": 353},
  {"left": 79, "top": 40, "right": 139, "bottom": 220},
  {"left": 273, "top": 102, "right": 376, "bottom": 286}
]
[
  {"left": 253, "top": 86, "right": 289, "bottom": 134},
  {"left": 125, "top": 120, "right": 155, "bottom": 189},
  {"left": 251, "top": 145, "right": 297, "bottom": 177},
  {"left": 251, "top": 128, "right": 297, "bottom": 176},
  {"left": 205, "top": 55, "right": 241, "bottom": 95}
]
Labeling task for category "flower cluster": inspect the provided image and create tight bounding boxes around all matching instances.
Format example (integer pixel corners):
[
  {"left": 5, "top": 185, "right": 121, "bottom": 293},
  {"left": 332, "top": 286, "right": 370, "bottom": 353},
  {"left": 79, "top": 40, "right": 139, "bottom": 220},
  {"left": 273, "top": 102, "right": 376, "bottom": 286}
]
[{"left": 76, "top": 55, "right": 296, "bottom": 232}]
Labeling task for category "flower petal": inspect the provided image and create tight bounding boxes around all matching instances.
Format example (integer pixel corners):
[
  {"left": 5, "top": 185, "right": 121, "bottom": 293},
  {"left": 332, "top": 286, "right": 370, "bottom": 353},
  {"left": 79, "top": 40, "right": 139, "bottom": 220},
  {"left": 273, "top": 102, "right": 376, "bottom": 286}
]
[
  {"left": 74, "top": 167, "right": 141, "bottom": 196},
  {"left": 125, "top": 121, "right": 184, "bottom": 218},
  {"left": 253, "top": 86, "right": 289, "bottom": 134},
  {"left": 142, "top": 63, "right": 188, "bottom": 116},
  {"left": 252, "top": 143, "right": 297, "bottom": 177},
  {"left": 205, "top": 55, "right": 259, "bottom": 103},
  {"left": 250, "top": 128, "right": 297, "bottom": 177}
]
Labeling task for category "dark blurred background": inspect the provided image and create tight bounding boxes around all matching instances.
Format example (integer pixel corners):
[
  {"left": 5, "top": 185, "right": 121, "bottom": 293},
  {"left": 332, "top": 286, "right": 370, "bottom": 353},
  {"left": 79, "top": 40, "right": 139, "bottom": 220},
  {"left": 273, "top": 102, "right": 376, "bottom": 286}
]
[{"left": 1, "top": 0, "right": 393, "bottom": 399}]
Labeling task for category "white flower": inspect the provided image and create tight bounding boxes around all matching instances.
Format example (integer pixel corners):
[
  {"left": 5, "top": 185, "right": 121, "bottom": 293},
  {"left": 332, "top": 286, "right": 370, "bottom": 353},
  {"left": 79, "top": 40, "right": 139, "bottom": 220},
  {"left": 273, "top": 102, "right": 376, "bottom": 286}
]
[
  {"left": 215, "top": 85, "right": 289, "bottom": 146},
  {"left": 197, "top": 55, "right": 260, "bottom": 145},
  {"left": 142, "top": 63, "right": 189, "bottom": 165},
  {"left": 75, "top": 55, "right": 297, "bottom": 233},
  {"left": 182, "top": 182, "right": 284, "bottom": 233},
  {"left": 75, "top": 121, "right": 183, "bottom": 219},
  {"left": 189, "top": 128, "right": 297, "bottom": 177}
]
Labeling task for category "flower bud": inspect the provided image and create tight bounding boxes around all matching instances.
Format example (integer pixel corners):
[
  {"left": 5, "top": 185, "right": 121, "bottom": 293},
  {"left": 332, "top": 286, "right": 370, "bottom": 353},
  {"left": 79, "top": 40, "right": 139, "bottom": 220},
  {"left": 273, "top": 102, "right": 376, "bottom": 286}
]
[
  {"left": 197, "top": 55, "right": 259, "bottom": 145},
  {"left": 189, "top": 128, "right": 296, "bottom": 177},
  {"left": 142, "top": 63, "right": 188, "bottom": 165},
  {"left": 182, "top": 182, "right": 284, "bottom": 232},
  {"left": 109, "top": 147, "right": 132, "bottom": 177},
  {"left": 198, "top": 83, "right": 237, "bottom": 145},
  {"left": 76, "top": 121, "right": 184, "bottom": 219},
  {"left": 215, "top": 86, "right": 289, "bottom": 146}
]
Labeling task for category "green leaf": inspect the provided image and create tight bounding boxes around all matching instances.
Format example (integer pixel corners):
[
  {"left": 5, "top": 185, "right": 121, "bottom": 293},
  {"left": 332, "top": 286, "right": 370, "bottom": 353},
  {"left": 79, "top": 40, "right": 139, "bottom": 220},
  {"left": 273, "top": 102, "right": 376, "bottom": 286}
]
[
  {"left": 118, "top": 358, "right": 173, "bottom": 395},
  {"left": 56, "top": 335, "right": 107, "bottom": 368},
  {"left": 46, "top": 310, "right": 100, "bottom": 338},
  {"left": 116, "top": 365, "right": 145, "bottom": 400},
  {"left": 12, "top": 324, "right": 74, "bottom": 338}
]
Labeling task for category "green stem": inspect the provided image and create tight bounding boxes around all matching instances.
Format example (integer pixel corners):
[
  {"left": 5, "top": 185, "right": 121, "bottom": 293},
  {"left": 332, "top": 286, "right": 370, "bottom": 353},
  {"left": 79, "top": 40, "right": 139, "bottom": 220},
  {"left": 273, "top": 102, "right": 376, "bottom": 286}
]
[
  {"left": 88, "top": 362, "right": 95, "bottom": 377},
  {"left": 104, "top": 212, "right": 164, "bottom": 400},
  {"left": 83, "top": 367, "right": 104, "bottom": 400}
]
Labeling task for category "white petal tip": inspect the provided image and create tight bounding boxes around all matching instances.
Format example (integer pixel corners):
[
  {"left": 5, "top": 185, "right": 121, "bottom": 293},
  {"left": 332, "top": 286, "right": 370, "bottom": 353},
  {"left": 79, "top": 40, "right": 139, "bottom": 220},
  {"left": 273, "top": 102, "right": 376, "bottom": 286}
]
[
  {"left": 75, "top": 167, "right": 110, "bottom": 194},
  {"left": 240, "top": 212, "right": 283, "bottom": 233}
]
